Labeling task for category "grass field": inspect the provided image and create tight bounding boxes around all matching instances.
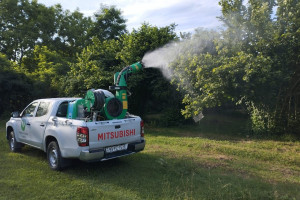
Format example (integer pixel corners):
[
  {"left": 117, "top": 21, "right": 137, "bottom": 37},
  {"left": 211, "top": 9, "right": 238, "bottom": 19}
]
[{"left": 0, "top": 114, "right": 299, "bottom": 200}]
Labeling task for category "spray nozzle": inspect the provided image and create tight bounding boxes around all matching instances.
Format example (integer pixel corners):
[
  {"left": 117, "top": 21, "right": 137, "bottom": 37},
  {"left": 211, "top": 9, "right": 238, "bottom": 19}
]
[
  {"left": 129, "top": 61, "right": 144, "bottom": 72},
  {"left": 139, "top": 61, "right": 145, "bottom": 68}
]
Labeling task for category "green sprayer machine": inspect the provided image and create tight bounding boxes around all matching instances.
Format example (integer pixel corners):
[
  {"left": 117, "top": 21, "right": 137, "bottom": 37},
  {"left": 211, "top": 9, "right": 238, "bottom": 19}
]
[{"left": 67, "top": 62, "right": 144, "bottom": 121}]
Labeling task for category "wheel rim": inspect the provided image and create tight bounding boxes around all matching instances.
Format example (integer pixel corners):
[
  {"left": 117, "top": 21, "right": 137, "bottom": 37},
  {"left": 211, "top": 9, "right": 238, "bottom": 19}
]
[
  {"left": 10, "top": 137, "right": 15, "bottom": 150},
  {"left": 49, "top": 147, "right": 58, "bottom": 168}
]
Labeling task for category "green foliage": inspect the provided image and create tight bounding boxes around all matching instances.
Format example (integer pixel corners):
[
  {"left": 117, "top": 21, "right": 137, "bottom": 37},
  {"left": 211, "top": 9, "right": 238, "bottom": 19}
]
[
  {"left": 169, "top": 29, "right": 221, "bottom": 117},
  {"left": 0, "top": 0, "right": 57, "bottom": 62},
  {"left": 88, "top": 5, "right": 127, "bottom": 41},
  {"left": 0, "top": 53, "right": 39, "bottom": 116},
  {"left": 61, "top": 38, "right": 121, "bottom": 97},
  {"left": 54, "top": 7, "right": 93, "bottom": 57},
  {"left": 0, "top": 0, "right": 93, "bottom": 62},
  {"left": 20, "top": 46, "right": 69, "bottom": 97},
  {"left": 171, "top": 0, "right": 300, "bottom": 134}
]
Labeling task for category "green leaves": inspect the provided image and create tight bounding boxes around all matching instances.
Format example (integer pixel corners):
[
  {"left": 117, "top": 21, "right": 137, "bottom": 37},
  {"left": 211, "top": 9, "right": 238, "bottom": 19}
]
[
  {"left": 0, "top": 53, "right": 37, "bottom": 115},
  {"left": 0, "top": 0, "right": 57, "bottom": 62},
  {"left": 88, "top": 5, "right": 127, "bottom": 41},
  {"left": 170, "top": 0, "right": 300, "bottom": 134}
]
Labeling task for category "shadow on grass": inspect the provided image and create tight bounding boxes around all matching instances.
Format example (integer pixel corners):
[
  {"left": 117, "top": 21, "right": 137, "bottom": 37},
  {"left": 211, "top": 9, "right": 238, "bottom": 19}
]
[{"left": 21, "top": 145, "right": 46, "bottom": 158}]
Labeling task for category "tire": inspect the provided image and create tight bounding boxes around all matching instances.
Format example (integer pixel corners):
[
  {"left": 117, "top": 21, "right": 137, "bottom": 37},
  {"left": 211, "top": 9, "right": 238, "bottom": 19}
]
[
  {"left": 8, "top": 131, "right": 22, "bottom": 152},
  {"left": 47, "top": 141, "right": 67, "bottom": 171}
]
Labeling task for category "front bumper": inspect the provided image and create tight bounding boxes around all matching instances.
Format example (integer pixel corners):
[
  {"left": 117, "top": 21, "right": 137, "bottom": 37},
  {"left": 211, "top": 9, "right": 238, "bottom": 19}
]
[{"left": 79, "top": 139, "right": 145, "bottom": 162}]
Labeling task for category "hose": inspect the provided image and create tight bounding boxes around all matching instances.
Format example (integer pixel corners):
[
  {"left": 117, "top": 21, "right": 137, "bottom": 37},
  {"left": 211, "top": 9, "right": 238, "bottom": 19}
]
[
  {"left": 116, "top": 66, "right": 130, "bottom": 86},
  {"left": 93, "top": 90, "right": 105, "bottom": 110}
]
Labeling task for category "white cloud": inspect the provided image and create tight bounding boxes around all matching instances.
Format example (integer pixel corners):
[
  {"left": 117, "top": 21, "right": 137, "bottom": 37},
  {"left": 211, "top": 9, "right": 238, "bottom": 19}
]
[{"left": 38, "top": 0, "right": 222, "bottom": 33}]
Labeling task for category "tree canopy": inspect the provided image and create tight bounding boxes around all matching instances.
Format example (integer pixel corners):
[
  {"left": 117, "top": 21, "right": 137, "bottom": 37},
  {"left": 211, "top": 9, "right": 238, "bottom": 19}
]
[{"left": 170, "top": 0, "right": 300, "bottom": 134}]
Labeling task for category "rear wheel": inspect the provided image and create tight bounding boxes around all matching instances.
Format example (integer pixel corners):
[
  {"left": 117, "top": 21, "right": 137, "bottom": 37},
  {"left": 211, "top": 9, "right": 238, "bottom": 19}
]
[
  {"left": 8, "top": 131, "right": 22, "bottom": 152},
  {"left": 47, "top": 141, "right": 67, "bottom": 171}
]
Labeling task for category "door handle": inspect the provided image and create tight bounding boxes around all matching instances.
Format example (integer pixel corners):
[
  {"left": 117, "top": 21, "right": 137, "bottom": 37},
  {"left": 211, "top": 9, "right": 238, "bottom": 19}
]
[
  {"left": 26, "top": 123, "right": 31, "bottom": 126},
  {"left": 65, "top": 120, "right": 72, "bottom": 125},
  {"left": 40, "top": 124, "right": 45, "bottom": 127}
]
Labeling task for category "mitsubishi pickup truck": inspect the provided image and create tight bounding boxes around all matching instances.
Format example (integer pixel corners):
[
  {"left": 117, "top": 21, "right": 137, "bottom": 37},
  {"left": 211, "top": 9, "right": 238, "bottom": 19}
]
[{"left": 6, "top": 97, "right": 145, "bottom": 170}]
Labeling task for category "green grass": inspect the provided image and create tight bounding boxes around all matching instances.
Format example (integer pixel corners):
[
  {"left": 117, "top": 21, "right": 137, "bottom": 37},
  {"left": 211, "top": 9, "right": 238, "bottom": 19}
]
[{"left": 0, "top": 115, "right": 299, "bottom": 200}]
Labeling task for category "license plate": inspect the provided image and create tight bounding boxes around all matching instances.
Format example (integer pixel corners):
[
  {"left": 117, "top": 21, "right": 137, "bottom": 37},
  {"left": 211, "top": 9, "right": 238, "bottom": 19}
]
[{"left": 105, "top": 144, "right": 128, "bottom": 153}]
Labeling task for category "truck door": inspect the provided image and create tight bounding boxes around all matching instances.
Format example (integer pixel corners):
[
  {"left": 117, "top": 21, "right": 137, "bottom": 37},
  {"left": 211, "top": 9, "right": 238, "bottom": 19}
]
[
  {"left": 18, "top": 101, "right": 39, "bottom": 144},
  {"left": 29, "top": 101, "right": 52, "bottom": 149}
]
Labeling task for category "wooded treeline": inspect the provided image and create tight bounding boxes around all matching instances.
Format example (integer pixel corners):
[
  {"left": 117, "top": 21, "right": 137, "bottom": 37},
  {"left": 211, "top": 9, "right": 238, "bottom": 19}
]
[
  {"left": 0, "top": 0, "right": 299, "bottom": 134},
  {"left": 170, "top": 0, "right": 300, "bottom": 134}
]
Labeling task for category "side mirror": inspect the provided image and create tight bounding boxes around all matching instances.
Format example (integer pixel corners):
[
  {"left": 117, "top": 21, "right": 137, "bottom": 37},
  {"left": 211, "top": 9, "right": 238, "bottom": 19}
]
[{"left": 11, "top": 111, "right": 20, "bottom": 118}]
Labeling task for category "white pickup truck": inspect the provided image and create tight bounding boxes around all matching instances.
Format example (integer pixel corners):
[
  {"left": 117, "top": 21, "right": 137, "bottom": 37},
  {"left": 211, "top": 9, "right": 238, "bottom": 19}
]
[{"left": 6, "top": 98, "right": 145, "bottom": 170}]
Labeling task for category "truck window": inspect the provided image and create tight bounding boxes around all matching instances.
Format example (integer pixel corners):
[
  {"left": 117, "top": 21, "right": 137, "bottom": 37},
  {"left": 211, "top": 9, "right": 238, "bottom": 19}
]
[
  {"left": 22, "top": 102, "right": 39, "bottom": 117},
  {"left": 56, "top": 102, "right": 68, "bottom": 118},
  {"left": 36, "top": 102, "right": 50, "bottom": 117}
]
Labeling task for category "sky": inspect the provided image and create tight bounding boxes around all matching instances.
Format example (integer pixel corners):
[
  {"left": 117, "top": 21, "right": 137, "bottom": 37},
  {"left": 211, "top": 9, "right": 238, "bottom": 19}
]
[{"left": 38, "top": 0, "right": 223, "bottom": 33}]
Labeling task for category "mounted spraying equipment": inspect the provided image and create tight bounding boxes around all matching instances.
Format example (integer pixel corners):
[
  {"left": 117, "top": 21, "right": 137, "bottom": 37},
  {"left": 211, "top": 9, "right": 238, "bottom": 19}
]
[
  {"left": 108, "top": 61, "right": 144, "bottom": 119},
  {"left": 67, "top": 62, "right": 144, "bottom": 121}
]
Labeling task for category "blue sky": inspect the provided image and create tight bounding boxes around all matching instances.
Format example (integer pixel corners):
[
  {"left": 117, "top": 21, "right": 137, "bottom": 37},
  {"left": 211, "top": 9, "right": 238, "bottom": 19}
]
[{"left": 38, "top": 0, "right": 223, "bottom": 33}]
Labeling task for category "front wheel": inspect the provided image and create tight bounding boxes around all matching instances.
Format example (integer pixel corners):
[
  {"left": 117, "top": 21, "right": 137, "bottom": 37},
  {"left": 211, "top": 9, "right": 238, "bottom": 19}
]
[
  {"left": 8, "top": 131, "right": 22, "bottom": 152},
  {"left": 47, "top": 141, "right": 66, "bottom": 171}
]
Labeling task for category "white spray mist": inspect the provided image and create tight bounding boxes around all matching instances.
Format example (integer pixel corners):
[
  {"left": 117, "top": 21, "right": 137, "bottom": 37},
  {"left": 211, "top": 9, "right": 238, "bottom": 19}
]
[
  {"left": 142, "top": 28, "right": 218, "bottom": 79},
  {"left": 142, "top": 41, "right": 181, "bottom": 79}
]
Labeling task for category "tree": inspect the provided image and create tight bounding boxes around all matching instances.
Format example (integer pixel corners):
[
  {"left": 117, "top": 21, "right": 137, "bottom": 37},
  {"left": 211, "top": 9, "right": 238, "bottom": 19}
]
[
  {"left": 0, "top": 0, "right": 94, "bottom": 62},
  {"left": 171, "top": 0, "right": 300, "bottom": 134},
  {"left": 20, "top": 45, "right": 69, "bottom": 97},
  {"left": 0, "top": 53, "right": 38, "bottom": 116},
  {"left": 53, "top": 6, "right": 93, "bottom": 57},
  {"left": 169, "top": 29, "right": 223, "bottom": 117},
  {"left": 61, "top": 38, "right": 122, "bottom": 97},
  {"left": 273, "top": 0, "right": 300, "bottom": 133},
  {"left": 0, "top": 0, "right": 57, "bottom": 62},
  {"left": 88, "top": 5, "right": 127, "bottom": 41}
]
